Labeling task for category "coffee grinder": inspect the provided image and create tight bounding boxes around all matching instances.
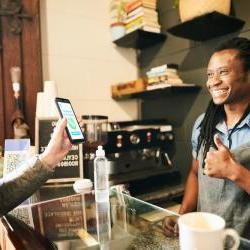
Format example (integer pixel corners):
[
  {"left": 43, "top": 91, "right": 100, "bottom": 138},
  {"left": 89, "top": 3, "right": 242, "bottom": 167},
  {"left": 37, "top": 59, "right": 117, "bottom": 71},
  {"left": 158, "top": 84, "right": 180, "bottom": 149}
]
[{"left": 82, "top": 115, "right": 108, "bottom": 180}]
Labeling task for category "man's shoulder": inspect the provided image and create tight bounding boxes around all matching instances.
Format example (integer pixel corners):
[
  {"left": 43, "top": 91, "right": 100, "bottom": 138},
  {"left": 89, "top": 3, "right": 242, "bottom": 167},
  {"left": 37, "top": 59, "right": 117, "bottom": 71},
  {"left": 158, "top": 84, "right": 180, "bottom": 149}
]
[{"left": 193, "top": 113, "right": 205, "bottom": 130}]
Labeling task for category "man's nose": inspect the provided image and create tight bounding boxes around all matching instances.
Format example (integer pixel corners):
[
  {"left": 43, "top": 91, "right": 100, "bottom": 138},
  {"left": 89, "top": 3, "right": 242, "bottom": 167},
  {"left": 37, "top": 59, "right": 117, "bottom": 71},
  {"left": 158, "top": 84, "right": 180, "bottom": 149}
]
[{"left": 208, "top": 73, "right": 221, "bottom": 86}]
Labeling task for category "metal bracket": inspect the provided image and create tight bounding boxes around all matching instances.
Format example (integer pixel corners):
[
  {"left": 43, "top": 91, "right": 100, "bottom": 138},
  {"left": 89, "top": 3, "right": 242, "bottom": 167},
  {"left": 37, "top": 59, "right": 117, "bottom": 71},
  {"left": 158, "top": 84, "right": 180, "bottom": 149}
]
[{"left": 0, "top": 0, "right": 32, "bottom": 35}]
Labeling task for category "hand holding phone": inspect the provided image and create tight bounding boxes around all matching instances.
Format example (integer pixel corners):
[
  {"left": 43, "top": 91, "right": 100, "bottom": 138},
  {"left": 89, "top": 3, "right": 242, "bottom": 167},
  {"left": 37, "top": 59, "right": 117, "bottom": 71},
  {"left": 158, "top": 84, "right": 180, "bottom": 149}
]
[{"left": 55, "top": 97, "right": 84, "bottom": 144}]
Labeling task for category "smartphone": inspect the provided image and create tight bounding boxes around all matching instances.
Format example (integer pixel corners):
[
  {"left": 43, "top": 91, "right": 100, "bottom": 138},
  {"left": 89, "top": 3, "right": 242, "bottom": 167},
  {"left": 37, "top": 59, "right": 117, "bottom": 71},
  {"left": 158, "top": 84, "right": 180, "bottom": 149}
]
[{"left": 55, "top": 97, "right": 84, "bottom": 144}]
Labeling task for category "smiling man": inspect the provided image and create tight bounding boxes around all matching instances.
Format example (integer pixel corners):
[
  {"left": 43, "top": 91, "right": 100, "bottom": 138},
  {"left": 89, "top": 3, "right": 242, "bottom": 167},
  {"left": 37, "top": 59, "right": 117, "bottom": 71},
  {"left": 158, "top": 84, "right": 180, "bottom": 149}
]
[{"left": 163, "top": 37, "right": 250, "bottom": 239}]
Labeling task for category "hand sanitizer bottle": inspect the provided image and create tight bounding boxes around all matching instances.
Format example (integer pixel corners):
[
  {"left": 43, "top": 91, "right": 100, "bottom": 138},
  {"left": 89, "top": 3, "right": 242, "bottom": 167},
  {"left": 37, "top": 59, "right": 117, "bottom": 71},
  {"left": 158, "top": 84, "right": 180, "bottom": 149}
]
[{"left": 94, "top": 146, "right": 109, "bottom": 202}]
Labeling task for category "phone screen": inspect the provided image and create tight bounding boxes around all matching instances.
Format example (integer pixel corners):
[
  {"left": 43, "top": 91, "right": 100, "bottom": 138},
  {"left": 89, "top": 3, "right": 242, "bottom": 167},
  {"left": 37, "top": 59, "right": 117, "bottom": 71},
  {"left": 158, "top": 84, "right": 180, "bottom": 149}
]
[{"left": 56, "top": 99, "right": 84, "bottom": 143}]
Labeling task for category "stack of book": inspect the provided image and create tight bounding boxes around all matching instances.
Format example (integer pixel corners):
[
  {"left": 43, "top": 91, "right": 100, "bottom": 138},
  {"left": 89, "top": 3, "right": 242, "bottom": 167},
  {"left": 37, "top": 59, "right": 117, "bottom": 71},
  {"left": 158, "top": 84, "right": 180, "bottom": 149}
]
[
  {"left": 125, "top": 0, "right": 161, "bottom": 34},
  {"left": 146, "top": 64, "right": 184, "bottom": 90}
]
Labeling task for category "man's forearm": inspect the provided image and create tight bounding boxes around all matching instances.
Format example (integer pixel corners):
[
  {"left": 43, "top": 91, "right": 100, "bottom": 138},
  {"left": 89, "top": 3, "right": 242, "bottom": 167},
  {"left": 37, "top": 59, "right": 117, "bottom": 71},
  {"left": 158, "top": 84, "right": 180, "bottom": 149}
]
[
  {"left": 232, "top": 142, "right": 250, "bottom": 164},
  {"left": 230, "top": 143, "right": 250, "bottom": 194},
  {"left": 179, "top": 172, "right": 198, "bottom": 214},
  {"left": 228, "top": 161, "right": 250, "bottom": 195},
  {"left": 179, "top": 159, "right": 199, "bottom": 214}
]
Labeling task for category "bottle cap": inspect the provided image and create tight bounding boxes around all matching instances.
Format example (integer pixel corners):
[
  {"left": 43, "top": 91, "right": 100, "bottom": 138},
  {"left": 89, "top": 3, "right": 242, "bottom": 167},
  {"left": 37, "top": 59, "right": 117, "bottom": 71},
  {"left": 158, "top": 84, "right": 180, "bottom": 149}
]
[{"left": 96, "top": 145, "right": 105, "bottom": 157}]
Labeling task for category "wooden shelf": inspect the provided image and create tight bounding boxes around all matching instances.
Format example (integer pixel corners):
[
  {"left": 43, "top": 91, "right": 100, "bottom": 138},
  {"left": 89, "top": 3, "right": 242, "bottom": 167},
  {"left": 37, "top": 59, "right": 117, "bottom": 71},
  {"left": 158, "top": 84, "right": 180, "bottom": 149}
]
[
  {"left": 112, "top": 84, "right": 201, "bottom": 101},
  {"left": 113, "top": 29, "right": 167, "bottom": 49},
  {"left": 167, "top": 11, "right": 245, "bottom": 41}
]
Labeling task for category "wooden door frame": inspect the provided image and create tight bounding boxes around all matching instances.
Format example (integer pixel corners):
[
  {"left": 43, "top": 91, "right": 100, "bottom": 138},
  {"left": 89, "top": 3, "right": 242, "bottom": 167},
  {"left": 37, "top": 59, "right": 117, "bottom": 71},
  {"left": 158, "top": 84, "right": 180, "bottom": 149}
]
[{"left": 0, "top": 0, "right": 43, "bottom": 147}]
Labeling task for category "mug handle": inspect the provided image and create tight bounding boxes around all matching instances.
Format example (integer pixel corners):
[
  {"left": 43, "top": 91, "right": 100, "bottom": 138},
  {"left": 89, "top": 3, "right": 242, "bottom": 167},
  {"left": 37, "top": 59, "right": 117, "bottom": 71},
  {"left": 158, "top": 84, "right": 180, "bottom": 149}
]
[{"left": 223, "top": 229, "right": 240, "bottom": 250}]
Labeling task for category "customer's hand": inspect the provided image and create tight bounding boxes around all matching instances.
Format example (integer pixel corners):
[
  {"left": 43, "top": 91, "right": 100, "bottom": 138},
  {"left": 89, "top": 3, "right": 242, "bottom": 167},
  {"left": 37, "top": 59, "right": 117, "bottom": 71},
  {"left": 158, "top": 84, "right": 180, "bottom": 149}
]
[
  {"left": 40, "top": 118, "right": 72, "bottom": 169},
  {"left": 162, "top": 216, "right": 179, "bottom": 237}
]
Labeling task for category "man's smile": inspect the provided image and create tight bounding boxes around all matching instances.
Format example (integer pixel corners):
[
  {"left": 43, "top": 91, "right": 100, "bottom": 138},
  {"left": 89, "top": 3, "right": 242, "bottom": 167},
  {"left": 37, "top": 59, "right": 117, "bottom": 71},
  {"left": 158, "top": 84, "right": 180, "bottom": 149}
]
[{"left": 210, "top": 88, "right": 229, "bottom": 98}]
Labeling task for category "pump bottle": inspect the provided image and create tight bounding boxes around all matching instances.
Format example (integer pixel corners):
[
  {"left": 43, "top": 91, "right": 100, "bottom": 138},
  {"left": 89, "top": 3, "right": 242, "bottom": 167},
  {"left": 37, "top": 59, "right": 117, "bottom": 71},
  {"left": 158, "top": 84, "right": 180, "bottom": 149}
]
[{"left": 94, "top": 146, "right": 109, "bottom": 202}]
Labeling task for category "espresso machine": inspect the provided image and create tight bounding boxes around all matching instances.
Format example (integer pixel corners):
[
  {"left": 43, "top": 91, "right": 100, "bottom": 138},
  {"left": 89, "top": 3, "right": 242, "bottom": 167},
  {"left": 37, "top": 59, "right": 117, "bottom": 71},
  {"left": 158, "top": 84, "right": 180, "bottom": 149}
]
[{"left": 82, "top": 117, "right": 182, "bottom": 204}]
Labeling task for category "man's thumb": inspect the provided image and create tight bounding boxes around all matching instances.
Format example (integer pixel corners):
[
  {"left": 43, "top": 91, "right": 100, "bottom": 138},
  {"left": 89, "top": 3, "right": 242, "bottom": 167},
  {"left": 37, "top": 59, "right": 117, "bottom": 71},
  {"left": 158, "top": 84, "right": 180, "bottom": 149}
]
[{"left": 214, "top": 134, "right": 228, "bottom": 151}]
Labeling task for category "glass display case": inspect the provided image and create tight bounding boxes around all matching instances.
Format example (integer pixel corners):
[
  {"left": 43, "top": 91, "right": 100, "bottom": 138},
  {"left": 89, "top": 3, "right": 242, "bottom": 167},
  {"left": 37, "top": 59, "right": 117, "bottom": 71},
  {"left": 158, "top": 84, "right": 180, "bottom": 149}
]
[
  {"left": 2, "top": 188, "right": 179, "bottom": 249},
  {"left": 1, "top": 187, "right": 249, "bottom": 249}
]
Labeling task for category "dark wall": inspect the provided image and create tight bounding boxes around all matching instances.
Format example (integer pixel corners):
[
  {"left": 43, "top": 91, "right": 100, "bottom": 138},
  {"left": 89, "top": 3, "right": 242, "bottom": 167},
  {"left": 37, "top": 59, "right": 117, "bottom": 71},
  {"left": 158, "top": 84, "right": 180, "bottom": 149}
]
[{"left": 139, "top": 0, "right": 250, "bottom": 179}]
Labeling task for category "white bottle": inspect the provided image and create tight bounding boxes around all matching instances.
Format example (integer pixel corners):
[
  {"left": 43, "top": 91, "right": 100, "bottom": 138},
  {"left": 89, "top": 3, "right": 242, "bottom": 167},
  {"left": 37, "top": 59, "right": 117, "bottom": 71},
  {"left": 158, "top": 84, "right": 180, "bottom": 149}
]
[{"left": 94, "top": 146, "right": 109, "bottom": 202}]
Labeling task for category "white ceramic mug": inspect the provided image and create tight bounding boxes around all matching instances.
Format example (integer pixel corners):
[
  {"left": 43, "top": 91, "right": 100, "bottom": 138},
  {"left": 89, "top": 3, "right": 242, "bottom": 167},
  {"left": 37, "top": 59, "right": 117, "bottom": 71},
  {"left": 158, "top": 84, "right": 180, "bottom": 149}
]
[{"left": 178, "top": 212, "right": 240, "bottom": 250}]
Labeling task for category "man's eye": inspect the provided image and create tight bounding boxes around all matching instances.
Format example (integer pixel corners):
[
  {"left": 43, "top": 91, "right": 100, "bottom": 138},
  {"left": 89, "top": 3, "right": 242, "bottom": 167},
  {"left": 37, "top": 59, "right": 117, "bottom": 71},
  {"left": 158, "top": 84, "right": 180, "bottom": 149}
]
[
  {"left": 207, "top": 72, "right": 213, "bottom": 78},
  {"left": 219, "top": 69, "right": 228, "bottom": 75}
]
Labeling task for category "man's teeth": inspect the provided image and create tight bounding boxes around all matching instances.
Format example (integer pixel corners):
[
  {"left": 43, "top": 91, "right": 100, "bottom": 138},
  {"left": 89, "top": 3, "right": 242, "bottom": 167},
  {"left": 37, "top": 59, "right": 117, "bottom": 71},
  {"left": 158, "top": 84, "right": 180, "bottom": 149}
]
[{"left": 212, "top": 89, "right": 227, "bottom": 97}]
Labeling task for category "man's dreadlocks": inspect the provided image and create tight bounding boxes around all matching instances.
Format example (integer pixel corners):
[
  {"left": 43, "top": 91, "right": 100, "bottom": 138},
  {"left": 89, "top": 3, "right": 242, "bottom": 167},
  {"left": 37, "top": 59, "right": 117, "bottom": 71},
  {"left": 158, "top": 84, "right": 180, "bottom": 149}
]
[{"left": 196, "top": 37, "right": 250, "bottom": 165}]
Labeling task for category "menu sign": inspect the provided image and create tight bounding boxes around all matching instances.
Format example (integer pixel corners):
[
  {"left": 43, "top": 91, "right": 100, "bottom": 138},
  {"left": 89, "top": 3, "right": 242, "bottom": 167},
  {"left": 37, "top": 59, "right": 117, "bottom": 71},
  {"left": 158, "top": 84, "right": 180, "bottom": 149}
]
[
  {"left": 34, "top": 195, "right": 86, "bottom": 240},
  {"left": 35, "top": 118, "right": 83, "bottom": 182}
]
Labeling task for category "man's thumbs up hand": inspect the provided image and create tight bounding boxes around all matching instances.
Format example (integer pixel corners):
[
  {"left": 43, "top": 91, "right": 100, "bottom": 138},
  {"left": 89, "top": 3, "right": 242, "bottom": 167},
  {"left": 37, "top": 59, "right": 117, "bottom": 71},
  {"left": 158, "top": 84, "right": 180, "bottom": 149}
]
[
  {"left": 214, "top": 134, "right": 229, "bottom": 152},
  {"left": 204, "top": 134, "right": 235, "bottom": 179}
]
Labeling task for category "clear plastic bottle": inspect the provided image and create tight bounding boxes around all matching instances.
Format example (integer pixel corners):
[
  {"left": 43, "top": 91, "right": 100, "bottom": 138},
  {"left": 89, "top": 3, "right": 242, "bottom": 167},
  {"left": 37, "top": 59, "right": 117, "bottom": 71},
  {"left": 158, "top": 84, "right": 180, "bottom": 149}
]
[
  {"left": 96, "top": 201, "right": 111, "bottom": 248},
  {"left": 94, "top": 146, "right": 109, "bottom": 203}
]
